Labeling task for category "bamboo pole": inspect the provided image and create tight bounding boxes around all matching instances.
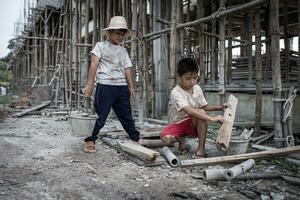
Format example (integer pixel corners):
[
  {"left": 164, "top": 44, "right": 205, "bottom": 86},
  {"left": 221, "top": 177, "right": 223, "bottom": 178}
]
[
  {"left": 264, "top": 6, "right": 271, "bottom": 83},
  {"left": 68, "top": 0, "right": 74, "bottom": 106},
  {"left": 131, "top": 0, "right": 137, "bottom": 84},
  {"left": 64, "top": 0, "right": 70, "bottom": 108},
  {"left": 255, "top": 10, "right": 262, "bottom": 137},
  {"left": 186, "top": 0, "right": 191, "bottom": 56},
  {"left": 137, "top": 0, "right": 144, "bottom": 123},
  {"left": 107, "top": 0, "right": 111, "bottom": 26},
  {"left": 92, "top": 0, "right": 97, "bottom": 46},
  {"left": 270, "top": 0, "right": 283, "bottom": 147},
  {"left": 211, "top": 0, "right": 217, "bottom": 84},
  {"left": 43, "top": 8, "right": 49, "bottom": 85},
  {"left": 218, "top": 0, "right": 226, "bottom": 104},
  {"left": 142, "top": 1, "right": 148, "bottom": 118},
  {"left": 248, "top": 13, "right": 253, "bottom": 85},
  {"left": 197, "top": 0, "right": 205, "bottom": 92},
  {"left": 283, "top": 0, "right": 289, "bottom": 82},
  {"left": 143, "top": 0, "right": 266, "bottom": 39},
  {"left": 150, "top": 0, "right": 155, "bottom": 118},
  {"left": 74, "top": 0, "right": 79, "bottom": 109},
  {"left": 83, "top": 0, "right": 90, "bottom": 96},
  {"left": 168, "top": 0, "right": 177, "bottom": 96}
]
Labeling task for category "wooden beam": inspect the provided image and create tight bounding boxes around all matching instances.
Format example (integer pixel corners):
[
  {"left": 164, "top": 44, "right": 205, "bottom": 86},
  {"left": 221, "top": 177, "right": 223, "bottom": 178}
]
[
  {"left": 270, "top": 0, "right": 284, "bottom": 147},
  {"left": 12, "top": 101, "right": 51, "bottom": 118},
  {"left": 168, "top": 0, "right": 177, "bottom": 95},
  {"left": 117, "top": 140, "right": 160, "bottom": 161},
  {"left": 181, "top": 145, "right": 300, "bottom": 167},
  {"left": 254, "top": 10, "right": 262, "bottom": 136},
  {"left": 216, "top": 94, "right": 238, "bottom": 151}
]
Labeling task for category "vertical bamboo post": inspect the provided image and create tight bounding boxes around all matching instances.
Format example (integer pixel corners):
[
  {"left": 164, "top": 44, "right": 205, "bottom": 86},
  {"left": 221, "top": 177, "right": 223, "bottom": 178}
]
[
  {"left": 169, "top": 0, "right": 177, "bottom": 96},
  {"left": 131, "top": 0, "right": 138, "bottom": 114},
  {"left": 137, "top": 0, "right": 144, "bottom": 123},
  {"left": 149, "top": 0, "right": 155, "bottom": 118},
  {"left": 64, "top": 0, "right": 70, "bottom": 108},
  {"left": 83, "top": 0, "right": 90, "bottom": 92},
  {"left": 43, "top": 8, "right": 49, "bottom": 85},
  {"left": 142, "top": 1, "right": 148, "bottom": 118},
  {"left": 211, "top": 0, "right": 217, "bottom": 84},
  {"left": 107, "top": 0, "right": 112, "bottom": 26},
  {"left": 92, "top": 0, "right": 97, "bottom": 46},
  {"left": 264, "top": 6, "right": 271, "bottom": 83},
  {"left": 255, "top": 10, "right": 262, "bottom": 136},
  {"left": 187, "top": 0, "right": 191, "bottom": 56},
  {"left": 218, "top": 0, "right": 226, "bottom": 104},
  {"left": 248, "top": 13, "right": 253, "bottom": 85},
  {"left": 197, "top": 0, "right": 205, "bottom": 92},
  {"left": 69, "top": 0, "right": 74, "bottom": 106},
  {"left": 177, "top": 0, "right": 184, "bottom": 58},
  {"left": 270, "top": 0, "right": 283, "bottom": 147},
  {"left": 227, "top": 17, "right": 232, "bottom": 84},
  {"left": 75, "top": 0, "right": 80, "bottom": 109},
  {"left": 33, "top": 29, "right": 38, "bottom": 81},
  {"left": 283, "top": 0, "right": 289, "bottom": 82}
]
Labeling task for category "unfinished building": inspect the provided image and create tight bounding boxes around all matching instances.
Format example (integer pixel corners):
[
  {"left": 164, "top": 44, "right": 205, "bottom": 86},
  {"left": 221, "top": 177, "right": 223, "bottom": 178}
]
[{"left": 10, "top": 0, "right": 300, "bottom": 147}]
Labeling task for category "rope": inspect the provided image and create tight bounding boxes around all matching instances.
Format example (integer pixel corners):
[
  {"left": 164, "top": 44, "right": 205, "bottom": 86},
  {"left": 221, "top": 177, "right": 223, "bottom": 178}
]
[{"left": 282, "top": 90, "right": 297, "bottom": 121}]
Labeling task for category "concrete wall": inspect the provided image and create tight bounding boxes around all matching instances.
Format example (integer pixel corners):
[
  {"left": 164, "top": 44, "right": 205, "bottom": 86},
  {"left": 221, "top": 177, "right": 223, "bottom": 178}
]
[{"left": 205, "top": 92, "right": 300, "bottom": 134}]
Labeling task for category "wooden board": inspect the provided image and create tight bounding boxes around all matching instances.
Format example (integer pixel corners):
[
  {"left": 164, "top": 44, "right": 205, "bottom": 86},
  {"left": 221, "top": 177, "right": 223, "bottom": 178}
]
[
  {"left": 180, "top": 145, "right": 300, "bottom": 167},
  {"left": 12, "top": 101, "right": 51, "bottom": 118},
  {"left": 101, "top": 137, "right": 163, "bottom": 166},
  {"left": 140, "top": 130, "right": 161, "bottom": 138},
  {"left": 216, "top": 94, "right": 238, "bottom": 151},
  {"left": 117, "top": 140, "right": 160, "bottom": 161}
]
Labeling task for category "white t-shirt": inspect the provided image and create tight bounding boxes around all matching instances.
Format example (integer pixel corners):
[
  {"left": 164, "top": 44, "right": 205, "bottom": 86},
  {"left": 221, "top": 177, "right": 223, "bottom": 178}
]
[
  {"left": 168, "top": 84, "right": 208, "bottom": 123},
  {"left": 91, "top": 40, "right": 133, "bottom": 85}
]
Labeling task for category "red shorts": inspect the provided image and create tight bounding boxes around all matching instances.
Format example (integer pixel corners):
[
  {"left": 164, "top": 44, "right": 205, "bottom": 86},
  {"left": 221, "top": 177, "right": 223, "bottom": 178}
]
[{"left": 160, "top": 117, "right": 197, "bottom": 139}]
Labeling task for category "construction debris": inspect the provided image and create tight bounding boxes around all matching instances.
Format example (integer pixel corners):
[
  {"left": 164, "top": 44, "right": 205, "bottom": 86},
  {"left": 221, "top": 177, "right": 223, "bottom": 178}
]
[
  {"left": 160, "top": 146, "right": 180, "bottom": 167},
  {"left": 12, "top": 101, "right": 51, "bottom": 118}
]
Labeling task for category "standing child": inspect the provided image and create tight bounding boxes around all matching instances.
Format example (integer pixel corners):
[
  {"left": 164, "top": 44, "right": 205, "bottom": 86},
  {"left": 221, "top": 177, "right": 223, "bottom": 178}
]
[
  {"left": 160, "top": 58, "right": 229, "bottom": 158},
  {"left": 83, "top": 16, "right": 142, "bottom": 153}
]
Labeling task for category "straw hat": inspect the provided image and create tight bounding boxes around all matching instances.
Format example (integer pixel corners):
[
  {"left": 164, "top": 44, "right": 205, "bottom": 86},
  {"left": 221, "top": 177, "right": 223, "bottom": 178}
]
[{"left": 101, "top": 16, "right": 135, "bottom": 37}]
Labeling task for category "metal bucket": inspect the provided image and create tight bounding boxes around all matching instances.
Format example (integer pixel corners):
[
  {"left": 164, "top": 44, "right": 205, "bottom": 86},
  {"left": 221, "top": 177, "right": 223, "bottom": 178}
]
[
  {"left": 226, "top": 138, "right": 251, "bottom": 155},
  {"left": 68, "top": 114, "right": 97, "bottom": 137}
]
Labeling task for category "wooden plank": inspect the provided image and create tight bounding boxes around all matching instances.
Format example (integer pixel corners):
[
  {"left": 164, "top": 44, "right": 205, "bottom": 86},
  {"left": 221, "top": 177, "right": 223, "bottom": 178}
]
[
  {"left": 117, "top": 140, "right": 160, "bottom": 161},
  {"left": 216, "top": 94, "right": 238, "bottom": 151},
  {"left": 142, "top": 139, "right": 171, "bottom": 148},
  {"left": 12, "top": 101, "right": 51, "bottom": 118},
  {"left": 140, "top": 130, "right": 161, "bottom": 138},
  {"left": 101, "top": 137, "right": 164, "bottom": 167},
  {"left": 180, "top": 145, "right": 300, "bottom": 167}
]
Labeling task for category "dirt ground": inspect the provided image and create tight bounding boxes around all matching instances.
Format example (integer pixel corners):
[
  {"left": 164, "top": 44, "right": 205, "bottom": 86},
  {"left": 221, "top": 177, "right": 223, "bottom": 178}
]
[{"left": 1, "top": 110, "right": 300, "bottom": 200}]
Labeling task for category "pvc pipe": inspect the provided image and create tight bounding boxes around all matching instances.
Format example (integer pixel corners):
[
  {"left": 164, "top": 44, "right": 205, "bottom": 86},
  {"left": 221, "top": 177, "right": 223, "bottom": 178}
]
[
  {"left": 161, "top": 146, "right": 179, "bottom": 167},
  {"left": 225, "top": 159, "right": 255, "bottom": 180}
]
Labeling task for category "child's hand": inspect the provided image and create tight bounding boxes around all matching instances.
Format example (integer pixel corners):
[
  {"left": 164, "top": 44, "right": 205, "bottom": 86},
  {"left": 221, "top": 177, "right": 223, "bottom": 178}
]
[
  {"left": 83, "top": 96, "right": 91, "bottom": 109},
  {"left": 212, "top": 115, "right": 225, "bottom": 123},
  {"left": 84, "top": 85, "right": 93, "bottom": 97},
  {"left": 129, "top": 87, "right": 135, "bottom": 99}
]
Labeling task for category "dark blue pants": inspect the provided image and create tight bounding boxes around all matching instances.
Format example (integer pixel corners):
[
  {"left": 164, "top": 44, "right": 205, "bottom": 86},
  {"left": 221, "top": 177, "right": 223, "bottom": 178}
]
[{"left": 84, "top": 84, "right": 140, "bottom": 142}]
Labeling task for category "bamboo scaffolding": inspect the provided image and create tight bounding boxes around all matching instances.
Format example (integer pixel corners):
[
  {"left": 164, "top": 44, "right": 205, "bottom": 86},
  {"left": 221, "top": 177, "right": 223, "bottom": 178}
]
[
  {"left": 270, "top": 0, "right": 284, "bottom": 147},
  {"left": 255, "top": 10, "right": 262, "bottom": 136}
]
